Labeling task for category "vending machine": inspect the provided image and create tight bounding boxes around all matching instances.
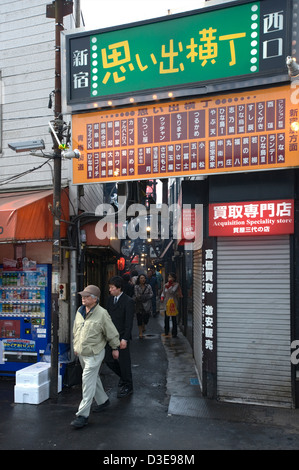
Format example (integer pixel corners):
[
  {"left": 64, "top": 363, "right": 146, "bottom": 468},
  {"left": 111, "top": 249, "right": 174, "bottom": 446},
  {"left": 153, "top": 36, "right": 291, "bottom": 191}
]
[{"left": 0, "top": 264, "right": 51, "bottom": 376}]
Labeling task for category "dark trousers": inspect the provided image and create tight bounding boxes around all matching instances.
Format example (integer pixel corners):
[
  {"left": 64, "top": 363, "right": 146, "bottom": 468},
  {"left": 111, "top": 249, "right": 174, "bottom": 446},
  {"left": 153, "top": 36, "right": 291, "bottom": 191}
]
[
  {"left": 151, "top": 296, "right": 156, "bottom": 316},
  {"left": 164, "top": 314, "right": 178, "bottom": 337},
  {"left": 104, "top": 343, "right": 133, "bottom": 389},
  {"left": 136, "top": 310, "right": 150, "bottom": 326}
]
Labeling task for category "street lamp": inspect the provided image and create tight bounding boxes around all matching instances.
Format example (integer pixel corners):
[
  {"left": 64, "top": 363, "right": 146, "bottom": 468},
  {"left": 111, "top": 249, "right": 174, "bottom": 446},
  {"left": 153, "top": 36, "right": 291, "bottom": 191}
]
[
  {"left": 8, "top": 140, "right": 45, "bottom": 153},
  {"left": 61, "top": 149, "right": 80, "bottom": 159}
]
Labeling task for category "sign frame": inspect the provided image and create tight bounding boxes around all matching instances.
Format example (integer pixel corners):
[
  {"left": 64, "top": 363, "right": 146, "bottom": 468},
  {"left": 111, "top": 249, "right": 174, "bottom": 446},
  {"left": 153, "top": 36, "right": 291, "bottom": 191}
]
[
  {"left": 209, "top": 199, "right": 294, "bottom": 236},
  {"left": 71, "top": 84, "right": 299, "bottom": 185},
  {"left": 64, "top": 0, "right": 294, "bottom": 112}
]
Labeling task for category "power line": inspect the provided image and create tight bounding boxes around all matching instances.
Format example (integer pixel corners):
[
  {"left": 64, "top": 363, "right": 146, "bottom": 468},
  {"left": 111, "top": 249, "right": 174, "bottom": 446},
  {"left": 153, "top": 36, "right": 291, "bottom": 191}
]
[
  {"left": 0, "top": 158, "right": 52, "bottom": 186},
  {"left": 3, "top": 115, "right": 54, "bottom": 121}
]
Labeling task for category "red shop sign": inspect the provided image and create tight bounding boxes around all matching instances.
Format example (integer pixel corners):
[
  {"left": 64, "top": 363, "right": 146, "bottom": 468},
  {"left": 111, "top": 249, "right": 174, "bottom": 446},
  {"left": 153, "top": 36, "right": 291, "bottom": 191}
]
[
  {"left": 178, "top": 208, "right": 196, "bottom": 245},
  {"left": 209, "top": 199, "right": 294, "bottom": 237}
]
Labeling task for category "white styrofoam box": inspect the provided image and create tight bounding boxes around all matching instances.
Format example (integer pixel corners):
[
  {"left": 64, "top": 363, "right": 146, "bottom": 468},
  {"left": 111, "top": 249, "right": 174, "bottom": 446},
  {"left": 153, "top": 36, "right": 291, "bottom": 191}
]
[
  {"left": 14, "top": 374, "right": 62, "bottom": 404},
  {"left": 14, "top": 381, "right": 50, "bottom": 404},
  {"left": 16, "top": 363, "right": 50, "bottom": 386}
]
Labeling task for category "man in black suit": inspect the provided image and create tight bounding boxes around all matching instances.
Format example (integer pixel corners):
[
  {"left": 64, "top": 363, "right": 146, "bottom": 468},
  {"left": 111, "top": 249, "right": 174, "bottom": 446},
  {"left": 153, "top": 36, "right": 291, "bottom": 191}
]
[{"left": 105, "top": 276, "right": 135, "bottom": 398}]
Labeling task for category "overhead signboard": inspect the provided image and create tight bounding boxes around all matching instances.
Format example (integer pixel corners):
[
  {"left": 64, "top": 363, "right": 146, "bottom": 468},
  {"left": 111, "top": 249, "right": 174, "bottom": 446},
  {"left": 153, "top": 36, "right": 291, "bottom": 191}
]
[
  {"left": 71, "top": 84, "right": 299, "bottom": 184},
  {"left": 65, "top": 0, "right": 292, "bottom": 110},
  {"left": 209, "top": 199, "right": 294, "bottom": 236}
]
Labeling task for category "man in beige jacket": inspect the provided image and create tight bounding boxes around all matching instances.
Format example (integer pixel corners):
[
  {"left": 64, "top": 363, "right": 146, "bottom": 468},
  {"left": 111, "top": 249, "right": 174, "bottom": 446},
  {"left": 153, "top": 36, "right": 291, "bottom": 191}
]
[{"left": 71, "top": 285, "right": 120, "bottom": 429}]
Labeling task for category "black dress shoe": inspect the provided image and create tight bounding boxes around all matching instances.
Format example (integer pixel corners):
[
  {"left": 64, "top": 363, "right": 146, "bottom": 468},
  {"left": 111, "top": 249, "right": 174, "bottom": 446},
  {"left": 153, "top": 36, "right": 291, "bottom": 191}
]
[
  {"left": 117, "top": 386, "right": 133, "bottom": 398},
  {"left": 92, "top": 399, "right": 110, "bottom": 412},
  {"left": 70, "top": 415, "right": 88, "bottom": 428}
]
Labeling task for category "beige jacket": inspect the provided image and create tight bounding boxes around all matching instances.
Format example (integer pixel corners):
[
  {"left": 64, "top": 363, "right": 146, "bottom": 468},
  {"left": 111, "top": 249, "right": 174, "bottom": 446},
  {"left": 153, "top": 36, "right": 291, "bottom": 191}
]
[{"left": 73, "top": 303, "right": 120, "bottom": 356}]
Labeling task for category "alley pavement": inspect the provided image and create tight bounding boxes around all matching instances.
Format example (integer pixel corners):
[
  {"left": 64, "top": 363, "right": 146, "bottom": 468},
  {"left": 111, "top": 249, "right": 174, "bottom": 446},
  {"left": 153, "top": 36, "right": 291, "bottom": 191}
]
[{"left": 1, "top": 313, "right": 299, "bottom": 452}]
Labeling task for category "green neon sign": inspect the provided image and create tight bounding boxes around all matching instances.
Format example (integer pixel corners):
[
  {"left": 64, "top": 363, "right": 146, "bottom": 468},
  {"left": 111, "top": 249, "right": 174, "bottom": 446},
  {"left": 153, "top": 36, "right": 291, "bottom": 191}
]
[
  {"left": 67, "top": 0, "right": 289, "bottom": 105},
  {"left": 90, "top": 2, "right": 259, "bottom": 97}
]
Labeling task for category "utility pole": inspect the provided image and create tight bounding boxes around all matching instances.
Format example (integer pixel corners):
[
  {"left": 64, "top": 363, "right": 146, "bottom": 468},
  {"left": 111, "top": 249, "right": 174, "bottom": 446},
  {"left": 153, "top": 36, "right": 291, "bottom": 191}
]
[{"left": 46, "top": 0, "right": 73, "bottom": 400}]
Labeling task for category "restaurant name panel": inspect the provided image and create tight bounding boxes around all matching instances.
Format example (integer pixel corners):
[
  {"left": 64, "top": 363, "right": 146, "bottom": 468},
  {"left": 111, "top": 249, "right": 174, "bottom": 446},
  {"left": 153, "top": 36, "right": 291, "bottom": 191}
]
[
  {"left": 72, "top": 85, "right": 299, "bottom": 184},
  {"left": 66, "top": 0, "right": 291, "bottom": 107}
]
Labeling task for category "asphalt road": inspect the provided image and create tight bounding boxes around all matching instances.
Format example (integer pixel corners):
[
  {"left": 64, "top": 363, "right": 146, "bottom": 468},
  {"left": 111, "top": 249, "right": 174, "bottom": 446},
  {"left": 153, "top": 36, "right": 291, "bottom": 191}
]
[{"left": 1, "top": 315, "right": 299, "bottom": 453}]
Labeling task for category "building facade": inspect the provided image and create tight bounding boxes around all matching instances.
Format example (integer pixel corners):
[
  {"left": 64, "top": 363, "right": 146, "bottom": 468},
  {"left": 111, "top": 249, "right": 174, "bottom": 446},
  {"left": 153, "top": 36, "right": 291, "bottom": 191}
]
[{"left": 0, "top": 1, "right": 114, "bottom": 372}]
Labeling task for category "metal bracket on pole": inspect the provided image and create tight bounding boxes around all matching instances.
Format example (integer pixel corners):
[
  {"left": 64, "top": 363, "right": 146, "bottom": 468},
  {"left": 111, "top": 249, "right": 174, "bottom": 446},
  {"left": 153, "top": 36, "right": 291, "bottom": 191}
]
[
  {"left": 46, "top": 1, "right": 73, "bottom": 18},
  {"left": 48, "top": 121, "right": 62, "bottom": 148}
]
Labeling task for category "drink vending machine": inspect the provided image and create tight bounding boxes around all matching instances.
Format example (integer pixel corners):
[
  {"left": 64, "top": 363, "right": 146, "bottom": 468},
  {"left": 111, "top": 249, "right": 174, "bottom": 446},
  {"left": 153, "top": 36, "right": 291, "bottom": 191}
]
[{"left": 0, "top": 264, "right": 51, "bottom": 376}]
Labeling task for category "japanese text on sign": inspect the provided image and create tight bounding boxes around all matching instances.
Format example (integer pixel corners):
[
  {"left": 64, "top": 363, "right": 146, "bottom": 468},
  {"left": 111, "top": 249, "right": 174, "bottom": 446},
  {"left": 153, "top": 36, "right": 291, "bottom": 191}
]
[
  {"left": 67, "top": 0, "right": 289, "bottom": 105},
  {"left": 209, "top": 199, "right": 294, "bottom": 237},
  {"left": 202, "top": 240, "right": 217, "bottom": 373},
  {"left": 72, "top": 85, "right": 298, "bottom": 184}
]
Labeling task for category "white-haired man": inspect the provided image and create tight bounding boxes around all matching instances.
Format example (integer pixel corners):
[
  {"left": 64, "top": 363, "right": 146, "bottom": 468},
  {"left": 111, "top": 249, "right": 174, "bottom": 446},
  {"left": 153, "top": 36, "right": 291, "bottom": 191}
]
[{"left": 71, "top": 285, "right": 120, "bottom": 429}]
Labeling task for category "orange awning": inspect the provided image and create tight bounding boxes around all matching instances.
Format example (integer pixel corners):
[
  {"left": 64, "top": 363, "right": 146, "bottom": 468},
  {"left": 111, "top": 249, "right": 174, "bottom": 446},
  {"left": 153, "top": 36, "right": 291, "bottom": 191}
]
[
  {"left": 0, "top": 190, "right": 69, "bottom": 242},
  {"left": 83, "top": 221, "right": 120, "bottom": 253}
]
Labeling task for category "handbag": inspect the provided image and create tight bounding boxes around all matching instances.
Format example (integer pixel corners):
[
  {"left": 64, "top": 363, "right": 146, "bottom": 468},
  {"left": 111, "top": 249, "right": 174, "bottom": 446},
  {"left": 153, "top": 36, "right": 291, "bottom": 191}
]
[
  {"left": 142, "top": 299, "right": 152, "bottom": 313},
  {"left": 166, "top": 298, "right": 178, "bottom": 316},
  {"left": 63, "top": 358, "right": 83, "bottom": 387},
  {"left": 138, "top": 285, "right": 152, "bottom": 313}
]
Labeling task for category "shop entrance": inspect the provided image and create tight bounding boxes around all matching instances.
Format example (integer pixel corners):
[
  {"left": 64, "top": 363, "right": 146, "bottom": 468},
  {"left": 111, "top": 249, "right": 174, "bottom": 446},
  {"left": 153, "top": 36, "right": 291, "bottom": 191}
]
[{"left": 217, "top": 235, "right": 293, "bottom": 407}]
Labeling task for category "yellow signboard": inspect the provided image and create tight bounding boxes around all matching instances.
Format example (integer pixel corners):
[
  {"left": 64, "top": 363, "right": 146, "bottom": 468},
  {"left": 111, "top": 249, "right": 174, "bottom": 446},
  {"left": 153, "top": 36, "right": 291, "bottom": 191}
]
[{"left": 72, "top": 84, "right": 298, "bottom": 184}]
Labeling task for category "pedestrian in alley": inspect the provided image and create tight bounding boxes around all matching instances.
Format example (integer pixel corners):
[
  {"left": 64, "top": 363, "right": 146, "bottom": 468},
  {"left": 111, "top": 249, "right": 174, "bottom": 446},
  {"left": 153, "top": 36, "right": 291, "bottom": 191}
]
[
  {"left": 133, "top": 273, "right": 153, "bottom": 338},
  {"left": 105, "top": 276, "right": 135, "bottom": 398},
  {"left": 161, "top": 272, "right": 183, "bottom": 338},
  {"left": 122, "top": 273, "right": 134, "bottom": 297},
  {"left": 152, "top": 265, "right": 163, "bottom": 297},
  {"left": 71, "top": 285, "right": 120, "bottom": 429},
  {"left": 130, "top": 269, "right": 139, "bottom": 285},
  {"left": 147, "top": 268, "right": 158, "bottom": 317}
]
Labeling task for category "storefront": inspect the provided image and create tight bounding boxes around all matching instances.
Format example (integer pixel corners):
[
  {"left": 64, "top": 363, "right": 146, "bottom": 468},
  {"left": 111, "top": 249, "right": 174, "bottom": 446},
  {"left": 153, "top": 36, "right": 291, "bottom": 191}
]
[
  {"left": 216, "top": 234, "right": 292, "bottom": 406},
  {"left": 64, "top": 0, "right": 299, "bottom": 407},
  {"left": 80, "top": 220, "right": 121, "bottom": 304},
  {"left": 188, "top": 169, "right": 298, "bottom": 408},
  {"left": 0, "top": 189, "right": 70, "bottom": 374}
]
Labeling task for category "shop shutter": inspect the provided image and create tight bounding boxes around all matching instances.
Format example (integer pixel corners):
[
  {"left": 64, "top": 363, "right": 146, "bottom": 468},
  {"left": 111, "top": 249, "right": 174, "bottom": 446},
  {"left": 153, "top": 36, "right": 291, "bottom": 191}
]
[
  {"left": 217, "top": 235, "right": 293, "bottom": 407},
  {"left": 193, "top": 248, "right": 203, "bottom": 384}
]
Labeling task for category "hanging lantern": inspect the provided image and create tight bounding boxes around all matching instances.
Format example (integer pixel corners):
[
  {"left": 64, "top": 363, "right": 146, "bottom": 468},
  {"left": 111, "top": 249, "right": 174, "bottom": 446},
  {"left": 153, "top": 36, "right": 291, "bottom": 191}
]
[{"left": 117, "top": 257, "right": 125, "bottom": 271}]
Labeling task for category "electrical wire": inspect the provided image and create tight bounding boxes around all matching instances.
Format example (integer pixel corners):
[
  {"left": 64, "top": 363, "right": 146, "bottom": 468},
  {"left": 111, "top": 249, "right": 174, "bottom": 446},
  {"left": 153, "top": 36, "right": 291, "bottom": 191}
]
[
  {"left": 2, "top": 115, "right": 54, "bottom": 122},
  {"left": 0, "top": 158, "right": 52, "bottom": 186}
]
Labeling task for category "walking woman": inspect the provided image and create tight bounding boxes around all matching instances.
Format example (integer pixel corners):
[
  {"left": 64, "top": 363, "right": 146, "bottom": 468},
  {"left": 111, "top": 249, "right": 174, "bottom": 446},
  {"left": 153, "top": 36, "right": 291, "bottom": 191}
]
[
  {"left": 133, "top": 274, "right": 153, "bottom": 338},
  {"left": 161, "top": 272, "right": 182, "bottom": 338}
]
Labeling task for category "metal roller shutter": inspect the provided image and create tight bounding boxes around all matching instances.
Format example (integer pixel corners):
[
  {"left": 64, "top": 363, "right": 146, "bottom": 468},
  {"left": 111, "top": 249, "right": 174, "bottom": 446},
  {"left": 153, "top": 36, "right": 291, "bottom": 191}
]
[
  {"left": 217, "top": 235, "right": 293, "bottom": 408},
  {"left": 193, "top": 249, "right": 203, "bottom": 385}
]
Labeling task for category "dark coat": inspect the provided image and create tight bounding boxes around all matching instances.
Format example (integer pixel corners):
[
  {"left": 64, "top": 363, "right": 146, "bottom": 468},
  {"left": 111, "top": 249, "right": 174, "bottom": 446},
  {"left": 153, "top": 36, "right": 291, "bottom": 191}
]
[{"left": 106, "top": 292, "right": 134, "bottom": 341}]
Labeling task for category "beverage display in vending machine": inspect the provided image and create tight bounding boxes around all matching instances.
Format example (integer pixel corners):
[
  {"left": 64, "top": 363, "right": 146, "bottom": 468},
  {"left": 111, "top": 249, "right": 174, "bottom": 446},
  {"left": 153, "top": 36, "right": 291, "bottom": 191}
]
[{"left": 0, "top": 264, "right": 51, "bottom": 375}]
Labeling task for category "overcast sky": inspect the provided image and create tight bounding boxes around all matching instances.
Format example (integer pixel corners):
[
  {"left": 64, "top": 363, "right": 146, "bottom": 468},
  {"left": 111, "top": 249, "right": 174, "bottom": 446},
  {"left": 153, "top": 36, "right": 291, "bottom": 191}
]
[{"left": 80, "top": 0, "right": 206, "bottom": 30}]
